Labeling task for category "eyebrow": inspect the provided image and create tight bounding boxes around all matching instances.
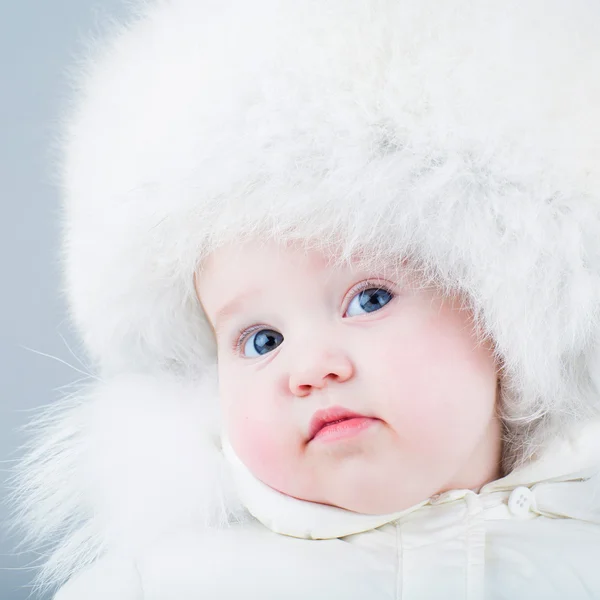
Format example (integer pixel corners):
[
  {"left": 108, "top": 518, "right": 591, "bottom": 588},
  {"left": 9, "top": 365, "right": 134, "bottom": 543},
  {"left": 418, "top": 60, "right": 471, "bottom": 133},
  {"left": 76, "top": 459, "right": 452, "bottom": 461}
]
[{"left": 210, "top": 288, "right": 261, "bottom": 335}]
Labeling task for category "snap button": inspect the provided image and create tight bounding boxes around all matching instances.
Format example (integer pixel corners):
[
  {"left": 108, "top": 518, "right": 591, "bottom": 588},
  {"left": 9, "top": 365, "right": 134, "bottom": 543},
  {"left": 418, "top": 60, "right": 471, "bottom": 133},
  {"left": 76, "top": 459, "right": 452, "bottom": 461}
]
[{"left": 508, "top": 486, "right": 534, "bottom": 517}]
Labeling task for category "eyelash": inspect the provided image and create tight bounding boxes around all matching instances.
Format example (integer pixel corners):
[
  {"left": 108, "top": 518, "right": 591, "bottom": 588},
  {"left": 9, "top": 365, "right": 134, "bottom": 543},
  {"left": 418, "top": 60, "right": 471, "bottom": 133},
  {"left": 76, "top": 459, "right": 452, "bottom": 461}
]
[
  {"left": 231, "top": 279, "right": 395, "bottom": 356},
  {"left": 233, "top": 324, "right": 264, "bottom": 355}
]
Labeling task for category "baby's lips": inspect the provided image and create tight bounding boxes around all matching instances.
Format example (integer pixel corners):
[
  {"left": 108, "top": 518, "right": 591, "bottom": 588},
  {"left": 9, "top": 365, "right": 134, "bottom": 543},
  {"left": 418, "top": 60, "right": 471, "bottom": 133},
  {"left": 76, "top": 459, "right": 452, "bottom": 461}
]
[{"left": 308, "top": 406, "right": 371, "bottom": 441}]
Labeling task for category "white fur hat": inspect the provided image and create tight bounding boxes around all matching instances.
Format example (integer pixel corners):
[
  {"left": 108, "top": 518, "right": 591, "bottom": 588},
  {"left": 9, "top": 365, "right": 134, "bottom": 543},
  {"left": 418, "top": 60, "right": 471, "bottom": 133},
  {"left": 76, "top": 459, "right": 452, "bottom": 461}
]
[
  {"left": 62, "top": 0, "right": 600, "bottom": 453},
  {"left": 12, "top": 0, "right": 600, "bottom": 591}
]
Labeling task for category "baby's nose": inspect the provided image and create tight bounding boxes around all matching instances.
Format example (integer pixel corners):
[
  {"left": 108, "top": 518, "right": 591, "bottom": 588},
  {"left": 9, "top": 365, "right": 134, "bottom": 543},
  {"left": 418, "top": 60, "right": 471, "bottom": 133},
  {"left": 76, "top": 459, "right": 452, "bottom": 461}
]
[{"left": 288, "top": 352, "right": 354, "bottom": 397}]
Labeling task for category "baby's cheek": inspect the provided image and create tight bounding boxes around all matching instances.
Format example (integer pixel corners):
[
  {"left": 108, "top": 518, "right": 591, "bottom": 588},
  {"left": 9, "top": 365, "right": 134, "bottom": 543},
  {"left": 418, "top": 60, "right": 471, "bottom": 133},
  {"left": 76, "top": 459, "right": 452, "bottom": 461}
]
[
  {"left": 227, "top": 412, "right": 291, "bottom": 491},
  {"left": 374, "top": 335, "right": 461, "bottom": 436},
  {"left": 219, "top": 367, "right": 297, "bottom": 491},
  {"left": 379, "top": 320, "right": 495, "bottom": 455}
]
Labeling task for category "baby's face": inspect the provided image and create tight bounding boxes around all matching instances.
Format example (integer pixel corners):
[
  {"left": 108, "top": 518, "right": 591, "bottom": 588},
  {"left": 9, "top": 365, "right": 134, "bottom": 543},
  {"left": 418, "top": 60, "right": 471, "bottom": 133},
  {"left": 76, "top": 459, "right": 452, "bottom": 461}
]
[{"left": 196, "top": 240, "right": 502, "bottom": 514}]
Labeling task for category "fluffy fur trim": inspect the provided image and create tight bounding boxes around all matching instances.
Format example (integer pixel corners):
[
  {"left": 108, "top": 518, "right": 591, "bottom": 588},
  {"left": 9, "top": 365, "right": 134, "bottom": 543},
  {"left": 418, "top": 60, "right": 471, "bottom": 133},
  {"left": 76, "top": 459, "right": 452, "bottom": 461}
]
[{"left": 8, "top": 373, "right": 244, "bottom": 595}]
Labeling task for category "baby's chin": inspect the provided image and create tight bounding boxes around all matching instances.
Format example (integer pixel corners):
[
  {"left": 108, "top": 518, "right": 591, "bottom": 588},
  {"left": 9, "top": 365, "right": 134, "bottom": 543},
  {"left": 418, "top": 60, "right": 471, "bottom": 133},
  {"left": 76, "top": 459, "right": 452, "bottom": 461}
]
[
  {"left": 262, "top": 426, "right": 457, "bottom": 515},
  {"left": 300, "top": 448, "right": 440, "bottom": 515}
]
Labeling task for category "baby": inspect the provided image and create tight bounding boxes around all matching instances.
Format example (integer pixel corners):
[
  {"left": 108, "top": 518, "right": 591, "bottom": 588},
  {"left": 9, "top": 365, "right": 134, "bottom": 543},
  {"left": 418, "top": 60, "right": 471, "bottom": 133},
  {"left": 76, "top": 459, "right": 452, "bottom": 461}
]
[
  {"left": 13, "top": 0, "right": 600, "bottom": 598},
  {"left": 196, "top": 240, "right": 503, "bottom": 515}
]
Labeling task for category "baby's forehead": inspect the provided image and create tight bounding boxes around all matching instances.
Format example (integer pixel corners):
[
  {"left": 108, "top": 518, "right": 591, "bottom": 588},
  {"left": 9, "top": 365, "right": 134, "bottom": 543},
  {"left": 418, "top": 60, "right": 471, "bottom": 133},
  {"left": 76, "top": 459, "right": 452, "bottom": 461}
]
[{"left": 196, "top": 240, "right": 426, "bottom": 309}]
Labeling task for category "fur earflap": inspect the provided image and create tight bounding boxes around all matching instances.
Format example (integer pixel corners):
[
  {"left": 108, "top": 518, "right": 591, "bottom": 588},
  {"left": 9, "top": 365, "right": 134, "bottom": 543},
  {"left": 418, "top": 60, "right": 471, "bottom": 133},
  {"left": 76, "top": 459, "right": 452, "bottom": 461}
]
[{"left": 8, "top": 373, "right": 243, "bottom": 595}]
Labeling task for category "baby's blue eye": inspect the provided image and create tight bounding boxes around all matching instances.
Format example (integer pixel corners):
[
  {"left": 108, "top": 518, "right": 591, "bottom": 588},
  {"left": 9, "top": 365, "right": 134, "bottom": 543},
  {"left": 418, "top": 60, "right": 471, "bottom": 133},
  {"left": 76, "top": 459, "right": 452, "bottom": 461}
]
[
  {"left": 243, "top": 329, "right": 284, "bottom": 357},
  {"left": 346, "top": 288, "right": 393, "bottom": 317}
]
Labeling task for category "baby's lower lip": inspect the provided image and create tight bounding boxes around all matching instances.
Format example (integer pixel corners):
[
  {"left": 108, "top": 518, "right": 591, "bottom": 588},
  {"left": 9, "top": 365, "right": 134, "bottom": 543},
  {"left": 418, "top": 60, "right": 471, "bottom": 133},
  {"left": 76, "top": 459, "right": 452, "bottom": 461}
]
[{"left": 312, "top": 417, "right": 378, "bottom": 443}]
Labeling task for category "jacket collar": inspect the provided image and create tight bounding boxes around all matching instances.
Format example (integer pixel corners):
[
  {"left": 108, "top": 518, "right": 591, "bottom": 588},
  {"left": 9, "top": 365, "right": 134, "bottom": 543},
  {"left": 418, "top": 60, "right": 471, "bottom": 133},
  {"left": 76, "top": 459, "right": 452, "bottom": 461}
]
[{"left": 223, "top": 418, "right": 600, "bottom": 539}]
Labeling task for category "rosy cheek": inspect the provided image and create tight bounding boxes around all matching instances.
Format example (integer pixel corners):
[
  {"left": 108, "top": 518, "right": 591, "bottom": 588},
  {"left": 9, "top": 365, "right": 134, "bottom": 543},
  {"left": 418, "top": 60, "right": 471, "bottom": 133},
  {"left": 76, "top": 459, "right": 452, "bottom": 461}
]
[
  {"left": 219, "top": 363, "right": 292, "bottom": 486},
  {"left": 374, "top": 330, "right": 459, "bottom": 432},
  {"left": 228, "top": 413, "right": 289, "bottom": 488},
  {"left": 379, "top": 316, "right": 494, "bottom": 451}
]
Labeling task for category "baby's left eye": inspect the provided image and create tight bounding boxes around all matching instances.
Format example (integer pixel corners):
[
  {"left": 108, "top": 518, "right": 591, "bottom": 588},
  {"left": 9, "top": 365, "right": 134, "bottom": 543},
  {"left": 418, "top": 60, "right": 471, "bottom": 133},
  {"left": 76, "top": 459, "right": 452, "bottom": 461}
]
[{"left": 346, "top": 288, "right": 393, "bottom": 317}]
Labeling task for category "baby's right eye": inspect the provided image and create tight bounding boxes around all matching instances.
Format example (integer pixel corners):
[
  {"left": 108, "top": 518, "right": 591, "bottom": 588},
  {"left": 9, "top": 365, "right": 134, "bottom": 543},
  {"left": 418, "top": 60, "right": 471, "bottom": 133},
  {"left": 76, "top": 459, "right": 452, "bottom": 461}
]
[{"left": 242, "top": 329, "right": 284, "bottom": 357}]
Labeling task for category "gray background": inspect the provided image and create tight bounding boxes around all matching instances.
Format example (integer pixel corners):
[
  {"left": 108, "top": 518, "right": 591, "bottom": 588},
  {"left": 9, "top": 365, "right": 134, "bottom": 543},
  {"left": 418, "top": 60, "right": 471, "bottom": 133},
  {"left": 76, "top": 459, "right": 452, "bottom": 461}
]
[{"left": 1, "top": 2, "right": 128, "bottom": 598}]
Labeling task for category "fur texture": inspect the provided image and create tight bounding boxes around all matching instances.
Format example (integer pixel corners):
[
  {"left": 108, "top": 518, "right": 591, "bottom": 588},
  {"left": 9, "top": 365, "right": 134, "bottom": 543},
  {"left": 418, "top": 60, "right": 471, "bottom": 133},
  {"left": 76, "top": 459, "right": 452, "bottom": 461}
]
[
  {"left": 9, "top": 0, "right": 600, "bottom": 592},
  {"left": 9, "top": 373, "right": 243, "bottom": 595}
]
